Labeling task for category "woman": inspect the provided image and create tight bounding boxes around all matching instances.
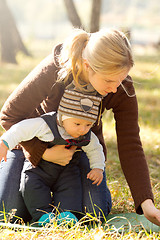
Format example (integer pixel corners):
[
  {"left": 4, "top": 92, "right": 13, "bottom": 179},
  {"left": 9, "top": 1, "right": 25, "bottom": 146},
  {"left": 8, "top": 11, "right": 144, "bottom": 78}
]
[{"left": 0, "top": 28, "right": 160, "bottom": 225}]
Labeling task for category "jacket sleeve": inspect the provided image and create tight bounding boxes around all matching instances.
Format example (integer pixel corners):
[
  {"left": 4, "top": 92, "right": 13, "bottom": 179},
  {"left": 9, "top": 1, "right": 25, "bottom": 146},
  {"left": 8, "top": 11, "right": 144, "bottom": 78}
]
[
  {"left": 0, "top": 54, "right": 58, "bottom": 166},
  {"left": 103, "top": 78, "right": 154, "bottom": 214},
  {"left": 1, "top": 118, "right": 54, "bottom": 150},
  {"left": 82, "top": 132, "right": 105, "bottom": 170}
]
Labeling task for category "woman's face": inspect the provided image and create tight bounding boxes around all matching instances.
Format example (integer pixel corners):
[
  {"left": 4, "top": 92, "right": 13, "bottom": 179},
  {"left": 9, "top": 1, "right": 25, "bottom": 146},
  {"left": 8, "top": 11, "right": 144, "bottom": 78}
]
[{"left": 88, "top": 68, "right": 129, "bottom": 96}]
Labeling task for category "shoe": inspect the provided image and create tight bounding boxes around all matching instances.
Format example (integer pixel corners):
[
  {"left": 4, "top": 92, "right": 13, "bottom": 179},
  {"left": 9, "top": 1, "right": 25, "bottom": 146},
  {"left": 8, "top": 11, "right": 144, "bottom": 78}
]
[
  {"left": 38, "top": 211, "right": 78, "bottom": 227},
  {"left": 38, "top": 212, "right": 55, "bottom": 227},
  {"left": 56, "top": 211, "right": 78, "bottom": 225}
]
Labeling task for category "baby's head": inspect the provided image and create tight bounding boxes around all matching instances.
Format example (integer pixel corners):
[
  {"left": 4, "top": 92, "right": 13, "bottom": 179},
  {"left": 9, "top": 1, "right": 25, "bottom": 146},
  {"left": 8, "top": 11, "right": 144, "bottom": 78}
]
[
  {"left": 57, "top": 89, "right": 102, "bottom": 138},
  {"left": 61, "top": 115, "right": 93, "bottom": 138}
]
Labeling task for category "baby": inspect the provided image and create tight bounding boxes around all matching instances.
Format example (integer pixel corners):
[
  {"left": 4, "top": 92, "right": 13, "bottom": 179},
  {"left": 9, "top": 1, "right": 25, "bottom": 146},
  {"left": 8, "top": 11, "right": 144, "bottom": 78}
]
[{"left": 0, "top": 89, "right": 105, "bottom": 224}]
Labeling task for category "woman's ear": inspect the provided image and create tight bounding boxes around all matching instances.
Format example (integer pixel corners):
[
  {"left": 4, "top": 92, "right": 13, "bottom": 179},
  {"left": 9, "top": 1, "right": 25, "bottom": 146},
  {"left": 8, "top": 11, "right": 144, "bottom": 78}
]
[{"left": 83, "top": 59, "right": 90, "bottom": 70}]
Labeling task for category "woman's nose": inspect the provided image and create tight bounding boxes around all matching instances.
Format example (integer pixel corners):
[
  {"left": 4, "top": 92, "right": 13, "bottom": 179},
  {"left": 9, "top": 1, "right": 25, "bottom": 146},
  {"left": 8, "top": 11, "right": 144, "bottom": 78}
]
[
  {"left": 111, "top": 82, "right": 120, "bottom": 93},
  {"left": 111, "top": 86, "right": 117, "bottom": 93}
]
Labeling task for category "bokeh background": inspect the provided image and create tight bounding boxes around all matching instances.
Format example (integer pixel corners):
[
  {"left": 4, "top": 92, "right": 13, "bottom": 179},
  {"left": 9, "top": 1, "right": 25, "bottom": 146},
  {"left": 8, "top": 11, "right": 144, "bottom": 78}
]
[
  {"left": 1, "top": 0, "right": 160, "bottom": 63},
  {"left": 7, "top": 0, "right": 160, "bottom": 43}
]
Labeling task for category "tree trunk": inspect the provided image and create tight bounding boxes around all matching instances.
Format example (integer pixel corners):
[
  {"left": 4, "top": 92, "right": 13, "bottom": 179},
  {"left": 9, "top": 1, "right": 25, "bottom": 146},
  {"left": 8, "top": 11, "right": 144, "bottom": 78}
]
[
  {"left": 63, "top": 0, "right": 102, "bottom": 33},
  {"left": 0, "top": 0, "right": 30, "bottom": 64},
  {"left": 90, "top": 0, "right": 102, "bottom": 32},
  {"left": 63, "top": 0, "right": 84, "bottom": 29}
]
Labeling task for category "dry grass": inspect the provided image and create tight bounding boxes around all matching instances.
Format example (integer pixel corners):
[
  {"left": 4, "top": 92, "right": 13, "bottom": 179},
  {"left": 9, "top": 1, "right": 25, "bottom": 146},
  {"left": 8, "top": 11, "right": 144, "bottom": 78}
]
[{"left": 0, "top": 219, "right": 159, "bottom": 239}]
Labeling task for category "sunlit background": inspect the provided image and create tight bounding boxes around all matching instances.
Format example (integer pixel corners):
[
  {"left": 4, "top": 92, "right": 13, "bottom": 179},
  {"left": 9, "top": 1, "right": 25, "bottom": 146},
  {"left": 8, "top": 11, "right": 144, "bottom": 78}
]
[{"left": 7, "top": 0, "right": 160, "bottom": 46}]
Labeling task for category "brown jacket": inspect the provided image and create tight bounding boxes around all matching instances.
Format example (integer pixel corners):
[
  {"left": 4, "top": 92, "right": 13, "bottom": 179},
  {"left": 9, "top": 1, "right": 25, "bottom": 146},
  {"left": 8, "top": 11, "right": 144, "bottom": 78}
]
[{"left": 0, "top": 44, "right": 154, "bottom": 214}]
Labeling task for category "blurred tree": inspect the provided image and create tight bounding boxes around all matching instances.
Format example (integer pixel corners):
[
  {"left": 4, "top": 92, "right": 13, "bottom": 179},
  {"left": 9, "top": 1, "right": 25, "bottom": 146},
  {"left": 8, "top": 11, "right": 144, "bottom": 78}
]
[
  {"left": 63, "top": 0, "right": 84, "bottom": 29},
  {"left": 63, "top": 0, "right": 102, "bottom": 32},
  {"left": 0, "top": 0, "right": 30, "bottom": 64},
  {"left": 90, "top": 0, "right": 101, "bottom": 32}
]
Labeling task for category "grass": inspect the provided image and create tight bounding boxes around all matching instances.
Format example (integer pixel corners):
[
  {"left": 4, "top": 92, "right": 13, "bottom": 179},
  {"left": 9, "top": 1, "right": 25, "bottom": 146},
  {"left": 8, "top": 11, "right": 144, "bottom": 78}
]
[{"left": 0, "top": 42, "right": 160, "bottom": 239}]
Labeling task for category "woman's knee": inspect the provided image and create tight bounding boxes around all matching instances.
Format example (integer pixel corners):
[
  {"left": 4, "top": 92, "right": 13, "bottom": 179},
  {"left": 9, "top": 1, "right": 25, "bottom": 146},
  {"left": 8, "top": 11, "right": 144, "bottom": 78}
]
[{"left": 0, "top": 150, "right": 30, "bottom": 222}]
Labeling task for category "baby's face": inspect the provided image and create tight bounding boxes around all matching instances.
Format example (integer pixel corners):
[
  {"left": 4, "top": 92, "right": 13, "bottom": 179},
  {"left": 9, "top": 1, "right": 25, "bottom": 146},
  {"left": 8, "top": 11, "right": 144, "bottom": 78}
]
[{"left": 62, "top": 117, "right": 93, "bottom": 138}]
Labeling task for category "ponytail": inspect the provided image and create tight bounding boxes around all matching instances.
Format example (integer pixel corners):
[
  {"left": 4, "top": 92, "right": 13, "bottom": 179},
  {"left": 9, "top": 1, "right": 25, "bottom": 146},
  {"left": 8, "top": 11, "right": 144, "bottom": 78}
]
[{"left": 57, "top": 29, "right": 89, "bottom": 88}]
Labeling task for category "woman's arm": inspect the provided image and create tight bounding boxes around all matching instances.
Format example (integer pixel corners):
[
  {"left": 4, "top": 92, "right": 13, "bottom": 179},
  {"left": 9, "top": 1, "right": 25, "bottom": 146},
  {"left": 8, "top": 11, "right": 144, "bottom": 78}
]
[
  {"left": 102, "top": 79, "right": 160, "bottom": 226},
  {"left": 102, "top": 78, "right": 154, "bottom": 213},
  {"left": 0, "top": 53, "right": 62, "bottom": 166},
  {"left": 0, "top": 54, "right": 57, "bottom": 130}
]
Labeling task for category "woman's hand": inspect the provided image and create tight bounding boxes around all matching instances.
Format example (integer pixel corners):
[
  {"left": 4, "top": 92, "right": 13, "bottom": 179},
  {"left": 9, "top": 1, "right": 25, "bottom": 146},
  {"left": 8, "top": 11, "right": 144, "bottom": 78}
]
[
  {"left": 87, "top": 168, "right": 103, "bottom": 186},
  {"left": 42, "top": 145, "right": 77, "bottom": 166},
  {"left": 141, "top": 199, "right": 160, "bottom": 226}
]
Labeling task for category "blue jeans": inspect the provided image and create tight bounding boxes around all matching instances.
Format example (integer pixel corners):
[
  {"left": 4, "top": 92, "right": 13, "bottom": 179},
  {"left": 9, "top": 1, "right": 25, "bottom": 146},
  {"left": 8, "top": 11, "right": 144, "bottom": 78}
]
[
  {"left": 0, "top": 150, "right": 31, "bottom": 222},
  {"left": 79, "top": 151, "right": 112, "bottom": 219},
  {"left": 0, "top": 149, "right": 112, "bottom": 222}
]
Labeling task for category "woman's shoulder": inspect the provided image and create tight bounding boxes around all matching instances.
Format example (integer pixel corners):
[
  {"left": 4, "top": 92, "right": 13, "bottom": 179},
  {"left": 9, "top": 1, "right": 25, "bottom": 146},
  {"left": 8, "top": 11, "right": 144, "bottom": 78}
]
[
  {"left": 33, "top": 43, "right": 63, "bottom": 73},
  {"left": 52, "top": 43, "right": 63, "bottom": 67},
  {"left": 119, "top": 75, "right": 136, "bottom": 97}
]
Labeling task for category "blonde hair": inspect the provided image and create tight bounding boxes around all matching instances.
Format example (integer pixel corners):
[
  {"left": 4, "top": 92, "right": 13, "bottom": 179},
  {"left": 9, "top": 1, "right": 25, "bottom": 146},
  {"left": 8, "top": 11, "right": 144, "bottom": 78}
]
[
  {"left": 57, "top": 28, "right": 134, "bottom": 88},
  {"left": 57, "top": 29, "right": 89, "bottom": 88}
]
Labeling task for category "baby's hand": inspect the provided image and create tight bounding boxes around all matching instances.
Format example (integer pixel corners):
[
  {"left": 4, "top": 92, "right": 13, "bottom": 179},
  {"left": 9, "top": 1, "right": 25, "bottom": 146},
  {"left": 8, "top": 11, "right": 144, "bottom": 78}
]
[
  {"left": 0, "top": 139, "right": 8, "bottom": 162},
  {"left": 87, "top": 168, "right": 103, "bottom": 186}
]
